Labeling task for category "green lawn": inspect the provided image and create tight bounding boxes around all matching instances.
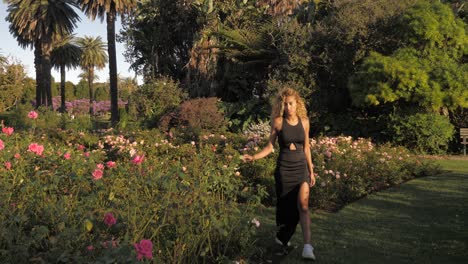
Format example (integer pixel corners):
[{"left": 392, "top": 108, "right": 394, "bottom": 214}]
[{"left": 253, "top": 158, "right": 468, "bottom": 263}]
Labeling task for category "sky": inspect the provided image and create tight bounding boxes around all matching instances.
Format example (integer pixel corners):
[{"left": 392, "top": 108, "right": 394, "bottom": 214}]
[{"left": 0, "top": 2, "right": 140, "bottom": 85}]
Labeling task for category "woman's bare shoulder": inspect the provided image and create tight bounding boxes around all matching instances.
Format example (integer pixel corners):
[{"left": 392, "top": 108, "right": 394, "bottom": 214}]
[
  {"left": 272, "top": 117, "right": 282, "bottom": 130},
  {"left": 301, "top": 117, "right": 310, "bottom": 128}
]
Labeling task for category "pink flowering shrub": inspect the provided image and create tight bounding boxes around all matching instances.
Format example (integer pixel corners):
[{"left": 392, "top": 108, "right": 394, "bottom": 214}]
[
  {"left": 134, "top": 239, "right": 153, "bottom": 261},
  {"left": 28, "top": 143, "right": 44, "bottom": 156},
  {"left": 0, "top": 127, "right": 260, "bottom": 263},
  {"left": 241, "top": 135, "right": 439, "bottom": 210},
  {"left": 27, "top": 111, "right": 38, "bottom": 119},
  {"left": 103, "top": 213, "right": 117, "bottom": 227},
  {"left": 0, "top": 117, "right": 438, "bottom": 263},
  {"left": 2, "top": 127, "right": 14, "bottom": 136}
]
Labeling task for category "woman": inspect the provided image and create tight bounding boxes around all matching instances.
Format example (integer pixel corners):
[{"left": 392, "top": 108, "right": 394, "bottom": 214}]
[{"left": 244, "top": 88, "right": 316, "bottom": 260}]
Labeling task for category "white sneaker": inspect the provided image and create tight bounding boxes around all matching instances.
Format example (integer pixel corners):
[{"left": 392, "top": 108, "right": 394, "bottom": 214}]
[
  {"left": 302, "top": 244, "right": 316, "bottom": 260},
  {"left": 275, "top": 237, "right": 291, "bottom": 247}
]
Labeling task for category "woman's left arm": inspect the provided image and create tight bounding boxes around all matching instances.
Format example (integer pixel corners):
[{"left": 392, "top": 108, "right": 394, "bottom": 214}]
[{"left": 303, "top": 118, "right": 316, "bottom": 187}]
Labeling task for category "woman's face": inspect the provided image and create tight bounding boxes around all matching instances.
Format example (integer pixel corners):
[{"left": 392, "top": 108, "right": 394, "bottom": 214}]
[{"left": 283, "top": 96, "right": 297, "bottom": 117}]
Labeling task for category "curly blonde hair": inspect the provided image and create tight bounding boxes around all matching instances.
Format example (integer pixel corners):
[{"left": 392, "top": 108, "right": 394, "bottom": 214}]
[{"left": 271, "top": 88, "right": 308, "bottom": 119}]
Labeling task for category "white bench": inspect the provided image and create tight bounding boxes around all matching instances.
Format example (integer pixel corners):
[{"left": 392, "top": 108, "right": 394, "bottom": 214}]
[{"left": 461, "top": 128, "right": 468, "bottom": 155}]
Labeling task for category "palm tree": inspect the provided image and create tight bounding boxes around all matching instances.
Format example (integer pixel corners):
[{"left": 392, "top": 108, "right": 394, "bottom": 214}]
[
  {"left": 212, "top": 23, "right": 279, "bottom": 99},
  {"left": 76, "top": 36, "right": 108, "bottom": 115},
  {"left": 51, "top": 35, "right": 82, "bottom": 112},
  {"left": 79, "top": 0, "right": 137, "bottom": 125},
  {"left": 5, "top": 0, "right": 80, "bottom": 108}
]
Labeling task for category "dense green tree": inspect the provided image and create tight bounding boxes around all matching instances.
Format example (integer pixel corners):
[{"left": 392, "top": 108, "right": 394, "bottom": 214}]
[
  {"left": 51, "top": 35, "right": 82, "bottom": 112},
  {"left": 120, "top": 0, "right": 200, "bottom": 81},
  {"left": 79, "top": 0, "right": 137, "bottom": 125},
  {"left": 76, "top": 36, "right": 108, "bottom": 114},
  {"left": 0, "top": 58, "right": 27, "bottom": 111},
  {"left": 74, "top": 79, "right": 89, "bottom": 99},
  {"left": 5, "top": 0, "right": 80, "bottom": 108},
  {"left": 349, "top": 1, "right": 468, "bottom": 111},
  {"left": 94, "top": 83, "right": 109, "bottom": 101},
  {"left": 308, "top": 0, "right": 418, "bottom": 113}
]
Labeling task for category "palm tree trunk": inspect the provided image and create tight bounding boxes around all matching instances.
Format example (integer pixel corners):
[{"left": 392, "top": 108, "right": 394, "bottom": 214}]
[
  {"left": 88, "top": 68, "right": 94, "bottom": 115},
  {"left": 34, "top": 42, "right": 43, "bottom": 108},
  {"left": 60, "top": 64, "right": 66, "bottom": 112},
  {"left": 107, "top": 9, "right": 119, "bottom": 126},
  {"left": 42, "top": 43, "right": 53, "bottom": 108}
]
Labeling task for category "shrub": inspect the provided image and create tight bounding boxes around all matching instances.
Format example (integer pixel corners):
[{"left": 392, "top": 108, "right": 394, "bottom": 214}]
[
  {"left": 388, "top": 112, "right": 455, "bottom": 154},
  {"left": 0, "top": 125, "right": 264, "bottom": 263},
  {"left": 128, "top": 77, "right": 187, "bottom": 128},
  {"left": 160, "top": 97, "right": 227, "bottom": 135},
  {"left": 220, "top": 99, "right": 270, "bottom": 133},
  {"left": 240, "top": 135, "right": 440, "bottom": 211}
]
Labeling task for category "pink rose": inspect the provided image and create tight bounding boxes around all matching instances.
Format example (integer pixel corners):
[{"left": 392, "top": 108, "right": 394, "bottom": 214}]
[
  {"left": 28, "top": 111, "right": 38, "bottom": 119},
  {"left": 63, "top": 153, "right": 71, "bottom": 160},
  {"left": 134, "top": 239, "right": 153, "bottom": 261},
  {"left": 106, "top": 161, "right": 116, "bottom": 168},
  {"left": 96, "top": 163, "right": 105, "bottom": 170},
  {"left": 251, "top": 218, "right": 260, "bottom": 228},
  {"left": 4, "top": 161, "right": 11, "bottom": 170},
  {"left": 131, "top": 155, "right": 145, "bottom": 165},
  {"left": 14, "top": 153, "right": 21, "bottom": 159},
  {"left": 86, "top": 245, "right": 94, "bottom": 251},
  {"left": 2, "top": 127, "right": 14, "bottom": 136},
  {"left": 92, "top": 169, "right": 103, "bottom": 180},
  {"left": 28, "top": 143, "right": 44, "bottom": 156},
  {"left": 0, "top": 139, "right": 4, "bottom": 151},
  {"left": 103, "top": 212, "right": 117, "bottom": 227}
]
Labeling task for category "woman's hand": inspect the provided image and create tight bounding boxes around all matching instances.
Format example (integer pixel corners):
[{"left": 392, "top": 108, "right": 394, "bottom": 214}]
[
  {"left": 309, "top": 173, "right": 316, "bottom": 187},
  {"left": 242, "top": 154, "right": 254, "bottom": 162}
]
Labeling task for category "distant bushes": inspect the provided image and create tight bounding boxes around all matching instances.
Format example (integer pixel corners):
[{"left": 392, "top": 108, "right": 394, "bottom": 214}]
[
  {"left": 388, "top": 112, "right": 455, "bottom": 154},
  {"left": 128, "top": 77, "right": 187, "bottom": 128},
  {"left": 159, "top": 97, "right": 227, "bottom": 136}
]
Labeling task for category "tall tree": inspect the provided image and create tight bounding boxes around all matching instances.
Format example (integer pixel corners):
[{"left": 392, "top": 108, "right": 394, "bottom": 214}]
[
  {"left": 5, "top": 0, "right": 80, "bottom": 108},
  {"left": 0, "top": 56, "right": 27, "bottom": 111},
  {"left": 51, "top": 35, "right": 82, "bottom": 112},
  {"left": 79, "top": 0, "right": 137, "bottom": 126},
  {"left": 349, "top": 0, "right": 468, "bottom": 111},
  {"left": 76, "top": 36, "right": 108, "bottom": 115}
]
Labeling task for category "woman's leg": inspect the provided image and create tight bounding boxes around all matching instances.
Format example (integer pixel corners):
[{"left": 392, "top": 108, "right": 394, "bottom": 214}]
[{"left": 297, "top": 181, "right": 311, "bottom": 244}]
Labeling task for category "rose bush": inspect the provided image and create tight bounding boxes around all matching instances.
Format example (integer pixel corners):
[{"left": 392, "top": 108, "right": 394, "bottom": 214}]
[{"left": 0, "top": 112, "right": 439, "bottom": 262}]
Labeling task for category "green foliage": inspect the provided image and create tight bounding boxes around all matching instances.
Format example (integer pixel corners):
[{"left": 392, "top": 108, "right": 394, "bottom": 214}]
[
  {"left": 402, "top": 0, "right": 468, "bottom": 56},
  {"left": 4, "top": 105, "right": 93, "bottom": 131},
  {"left": 240, "top": 135, "right": 440, "bottom": 211},
  {"left": 93, "top": 83, "right": 109, "bottom": 101},
  {"left": 349, "top": 1, "right": 468, "bottom": 111},
  {"left": 350, "top": 48, "right": 468, "bottom": 110},
  {"left": 128, "top": 77, "right": 187, "bottom": 128},
  {"left": 119, "top": 0, "right": 200, "bottom": 80},
  {"left": 266, "top": 19, "right": 316, "bottom": 103},
  {"left": 310, "top": 0, "right": 418, "bottom": 113},
  {"left": 0, "top": 127, "right": 263, "bottom": 263},
  {"left": 388, "top": 112, "right": 455, "bottom": 154},
  {"left": 0, "top": 61, "right": 28, "bottom": 112},
  {"left": 220, "top": 98, "right": 270, "bottom": 133}
]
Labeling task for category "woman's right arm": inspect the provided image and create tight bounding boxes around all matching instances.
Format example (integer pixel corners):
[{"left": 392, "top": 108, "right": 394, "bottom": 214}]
[{"left": 243, "top": 118, "right": 280, "bottom": 162}]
